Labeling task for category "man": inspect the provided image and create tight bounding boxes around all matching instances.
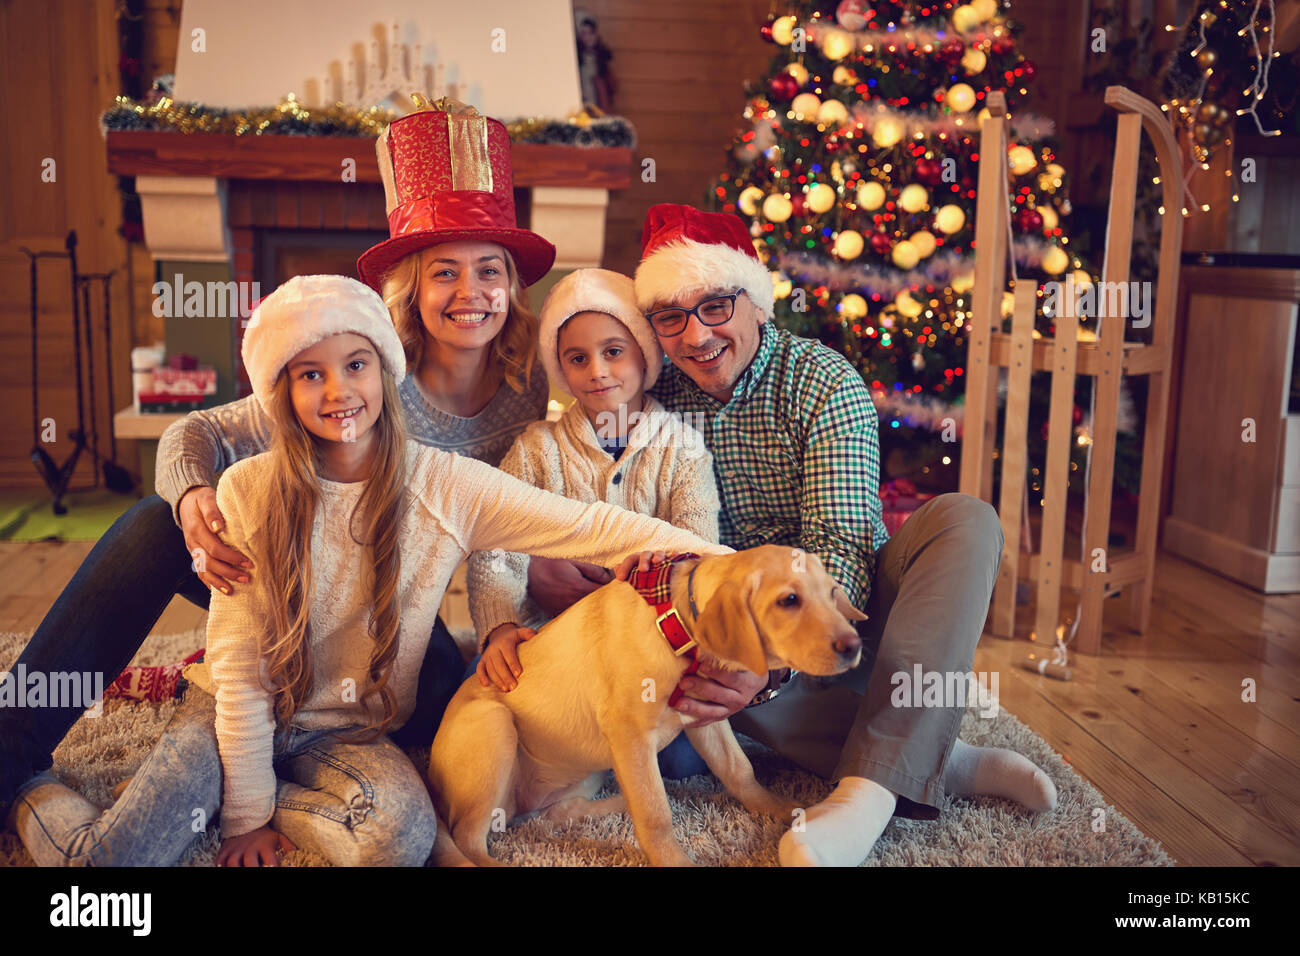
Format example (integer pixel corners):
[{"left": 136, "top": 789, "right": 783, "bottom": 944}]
[{"left": 525, "top": 204, "right": 1057, "bottom": 867}]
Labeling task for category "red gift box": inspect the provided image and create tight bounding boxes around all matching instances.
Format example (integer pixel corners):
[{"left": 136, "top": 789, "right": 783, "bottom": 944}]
[{"left": 879, "top": 478, "right": 936, "bottom": 535}]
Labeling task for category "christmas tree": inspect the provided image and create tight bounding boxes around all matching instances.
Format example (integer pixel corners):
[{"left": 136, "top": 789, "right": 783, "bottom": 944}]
[{"left": 709, "top": 0, "right": 1093, "bottom": 479}]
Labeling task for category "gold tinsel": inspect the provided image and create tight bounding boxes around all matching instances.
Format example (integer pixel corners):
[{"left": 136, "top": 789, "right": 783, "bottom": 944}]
[{"left": 103, "top": 93, "right": 599, "bottom": 142}]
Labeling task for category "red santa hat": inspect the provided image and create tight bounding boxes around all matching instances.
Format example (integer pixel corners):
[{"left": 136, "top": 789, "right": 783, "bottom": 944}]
[
  {"left": 633, "top": 203, "right": 774, "bottom": 321},
  {"left": 539, "top": 268, "right": 663, "bottom": 395}
]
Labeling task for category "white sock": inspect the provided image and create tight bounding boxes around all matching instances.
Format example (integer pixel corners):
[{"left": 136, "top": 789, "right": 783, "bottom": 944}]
[
  {"left": 779, "top": 776, "right": 896, "bottom": 867},
  {"left": 943, "top": 738, "right": 1057, "bottom": 811}
]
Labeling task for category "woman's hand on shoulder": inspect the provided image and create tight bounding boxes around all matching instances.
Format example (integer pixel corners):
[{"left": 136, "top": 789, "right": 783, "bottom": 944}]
[{"left": 216, "top": 825, "right": 296, "bottom": 867}]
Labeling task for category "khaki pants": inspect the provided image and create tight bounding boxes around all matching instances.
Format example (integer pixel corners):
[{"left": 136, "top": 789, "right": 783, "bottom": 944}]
[{"left": 731, "top": 493, "right": 1003, "bottom": 818}]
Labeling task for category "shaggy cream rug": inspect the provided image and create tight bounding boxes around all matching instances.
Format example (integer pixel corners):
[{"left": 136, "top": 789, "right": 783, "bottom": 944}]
[{"left": 1, "top": 627, "right": 1174, "bottom": 867}]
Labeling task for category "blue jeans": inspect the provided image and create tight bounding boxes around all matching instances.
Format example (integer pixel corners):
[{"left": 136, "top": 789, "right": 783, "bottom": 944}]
[
  {"left": 9, "top": 683, "right": 437, "bottom": 866},
  {"left": 0, "top": 495, "right": 464, "bottom": 804}
]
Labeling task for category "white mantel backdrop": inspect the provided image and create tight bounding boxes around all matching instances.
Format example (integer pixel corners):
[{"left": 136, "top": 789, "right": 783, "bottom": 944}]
[{"left": 174, "top": 0, "right": 583, "bottom": 120}]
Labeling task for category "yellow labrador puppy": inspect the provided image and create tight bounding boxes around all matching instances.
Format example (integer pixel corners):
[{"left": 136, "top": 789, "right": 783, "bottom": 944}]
[{"left": 427, "top": 545, "right": 867, "bottom": 866}]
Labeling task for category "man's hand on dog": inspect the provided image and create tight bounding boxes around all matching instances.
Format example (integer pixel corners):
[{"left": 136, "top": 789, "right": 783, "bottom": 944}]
[
  {"left": 528, "top": 557, "right": 612, "bottom": 617},
  {"left": 478, "top": 624, "right": 538, "bottom": 692},
  {"left": 673, "top": 657, "right": 770, "bottom": 725}
]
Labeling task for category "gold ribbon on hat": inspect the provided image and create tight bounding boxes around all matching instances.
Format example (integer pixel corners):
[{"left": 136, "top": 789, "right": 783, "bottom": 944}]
[{"left": 404, "top": 93, "right": 493, "bottom": 193}]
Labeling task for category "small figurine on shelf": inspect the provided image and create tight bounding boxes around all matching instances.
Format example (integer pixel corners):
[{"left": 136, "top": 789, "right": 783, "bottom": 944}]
[
  {"left": 575, "top": 11, "right": 616, "bottom": 114},
  {"left": 135, "top": 350, "right": 219, "bottom": 413}
]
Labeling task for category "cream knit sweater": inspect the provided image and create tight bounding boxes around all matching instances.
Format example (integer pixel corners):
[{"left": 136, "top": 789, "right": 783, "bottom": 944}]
[
  {"left": 467, "top": 396, "right": 720, "bottom": 649},
  {"left": 193, "top": 438, "right": 730, "bottom": 838}
]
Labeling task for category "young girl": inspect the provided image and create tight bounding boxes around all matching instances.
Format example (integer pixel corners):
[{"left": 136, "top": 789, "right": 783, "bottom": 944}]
[
  {"left": 470, "top": 269, "right": 719, "bottom": 692},
  {"left": 7, "top": 274, "right": 730, "bottom": 867}
]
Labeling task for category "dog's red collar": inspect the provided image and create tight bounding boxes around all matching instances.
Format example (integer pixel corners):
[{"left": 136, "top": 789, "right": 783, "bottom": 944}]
[{"left": 627, "top": 554, "right": 700, "bottom": 707}]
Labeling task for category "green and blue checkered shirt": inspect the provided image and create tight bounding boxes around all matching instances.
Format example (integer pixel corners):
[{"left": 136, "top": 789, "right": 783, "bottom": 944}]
[{"left": 649, "top": 322, "right": 890, "bottom": 610}]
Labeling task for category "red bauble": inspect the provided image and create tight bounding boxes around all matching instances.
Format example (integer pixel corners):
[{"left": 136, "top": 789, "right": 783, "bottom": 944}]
[
  {"left": 1014, "top": 207, "right": 1043, "bottom": 233},
  {"left": 939, "top": 38, "right": 965, "bottom": 65},
  {"left": 826, "top": 138, "right": 842, "bottom": 153},
  {"left": 992, "top": 35, "right": 1014, "bottom": 55},
  {"left": 1020, "top": 58, "right": 1037, "bottom": 80},
  {"left": 870, "top": 231, "right": 893, "bottom": 256},
  {"left": 836, "top": 0, "right": 870, "bottom": 31},
  {"left": 760, "top": 17, "right": 776, "bottom": 42},
  {"left": 914, "top": 157, "right": 943, "bottom": 186},
  {"left": 769, "top": 72, "right": 799, "bottom": 101},
  {"left": 790, "top": 192, "right": 807, "bottom": 217}
]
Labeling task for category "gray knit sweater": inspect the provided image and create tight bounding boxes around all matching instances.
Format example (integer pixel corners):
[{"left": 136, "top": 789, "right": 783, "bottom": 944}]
[{"left": 154, "top": 371, "right": 549, "bottom": 523}]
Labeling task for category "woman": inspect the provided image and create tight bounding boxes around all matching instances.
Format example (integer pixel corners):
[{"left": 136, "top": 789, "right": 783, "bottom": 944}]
[{"left": 0, "top": 102, "right": 583, "bottom": 804}]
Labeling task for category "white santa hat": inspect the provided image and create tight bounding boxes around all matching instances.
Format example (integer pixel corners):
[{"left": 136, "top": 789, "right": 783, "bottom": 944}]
[
  {"left": 539, "top": 268, "right": 664, "bottom": 395},
  {"left": 242, "top": 274, "right": 406, "bottom": 414},
  {"left": 633, "top": 203, "right": 774, "bottom": 320}
]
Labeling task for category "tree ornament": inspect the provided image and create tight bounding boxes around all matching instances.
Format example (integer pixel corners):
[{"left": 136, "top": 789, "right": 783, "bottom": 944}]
[
  {"left": 772, "top": 273, "right": 793, "bottom": 299},
  {"left": 939, "top": 37, "right": 966, "bottom": 65},
  {"left": 738, "top": 185, "right": 764, "bottom": 216},
  {"left": 1008, "top": 144, "right": 1037, "bottom": 175},
  {"left": 971, "top": 0, "right": 999, "bottom": 20},
  {"left": 952, "top": 4, "right": 980, "bottom": 32},
  {"left": 792, "top": 92, "right": 822, "bottom": 119},
  {"left": 836, "top": 0, "right": 870, "bottom": 31},
  {"left": 991, "top": 35, "right": 1014, "bottom": 55},
  {"left": 1020, "top": 58, "right": 1037, "bottom": 80},
  {"left": 869, "top": 230, "right": 893, "bottom": 255},
  {"left": 840, "top": 293, "right": 869, "bottom": 319},
  {"left": 1041, "top": 245, "right": 1069, "bottom": 274},
  {"left": 892, "top": 239, "right": 920, "bottom": 270},
  {"left": 786, "top": 62, "right": 810, "bottom": 87},
  {"left": 914, "top": 157, "right": 944, "bottom": 186},
  {"left": 821, "top": 28, "right": 855, "bottom": 61},
  {"left": 912, "top": 350, "right": 926, "bottom": 371},
  {"left": 833, "top": 229, "right": 865, "bottom": 259},
  {"left": 872, "top": 115, "right": 905, "bottom": 147},
  {"left": 857, "top": 181, "right": 887, "bottom": 210},
  {"left": 910, "top": 230, "right": 937, "bottom": 258},
  {"left": 806, "top": 182, "right": 837, "bottom": 213},
  {"left": 789, "top": 191, "right": 807, "bottom": 217},
  {"left": 769, "top": 72, "right": 798, "bottom": 101},
  {"left": 946, "top": 83, "right": 977, "bottom": 112},
  {"left": 1196, "top": 48, "right": 1218, "bottom": 70},
  {"left": 763, "top": 193, "right": 793, "bottom": 222},
  {"left": 935, "top": 204, "right": 966, "bottom": 234},
  {"left": 760, "top": 17, "right": 776, "bottom": 42},
  {"left": 962, "top": 48, "right": 987, "bottom": 74},
  {"left": 1038, "top": 204, "right": 1058, "bottom": 231},
  {"left": 1014, "top": 207, "right": 1043, "bottom": 233},
  {"left": 818, "top": 99, "right": 849, "bottom": 126},
  {"left": 772, "top": 15, "right": 799, "bottom": 46},
  {"left": 898, "top": 183, "right": 930, "bottom": 213}
]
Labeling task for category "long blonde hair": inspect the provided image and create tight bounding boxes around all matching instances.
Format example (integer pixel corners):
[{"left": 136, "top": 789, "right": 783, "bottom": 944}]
[
  {"left": 254, "top": 355, "right": 409, "bottom": 741},
  {"left": 380, "top": 245, "right": 538, "bottom": 394}
]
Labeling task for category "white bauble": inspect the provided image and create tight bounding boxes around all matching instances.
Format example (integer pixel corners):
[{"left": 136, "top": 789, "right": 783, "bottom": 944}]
[
  {"left": 1042, "top": 245, "right": 1070, "bottom": 275},
  {"left": 946, "top": 83, "right": 977, "bottom": 113},
  {"left": 972, "top": 0, "right": 999, "bottom": 21},
  {"left": 833, "top": 229, "right": 864, "bottom": 259},
  {"left": 792, "top": 93, "right": 822, "bottom": 119},
  {"left": 763, "top": 193, "right": 793, "bottom": 222},
  {"left": 935, "top": 204, "right": 966, "bottom": 234},
  {"left": 738, "top": 186, "right": 764, "bottom": 216},
  {"left": 1008, "top": 144, "right": 1037, "bottom": 175},
  {"left": 910, "top": 230, "right": 937, "bottom": 258},
  {"left": 772, "top": 15, "right": 799, "bottom": 45},
  {"left": 818, "top": 99, "right": 849, "bottom": 126},
  {"left": 891, "top": 239, "right": 920, "bottom": 270},
  {"left": 872, "top": 115, "right": 905, "bottom": 147},
  {"left": 961, "top": 48, "right": 987, "bottom": 74},
  {"left": 857, "top": 181, "right": 886, "bottom": 210},
  {"left": 840, "top": 293, "right": 868, "bottom": 319},
  {"left": 898, "top": 183, "right": 929, "bottom": 213},
  {"left": 806, "top": 182, "right": 837, "bottom": 213},
  {"left": 952, "top": 4, "right": 980, "bottom": 32}
]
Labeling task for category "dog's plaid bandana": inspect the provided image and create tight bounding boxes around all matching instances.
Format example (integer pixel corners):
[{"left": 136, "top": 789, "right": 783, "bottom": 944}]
[{"left": 627, "top": 553, "right": 700, "bottom": 707}]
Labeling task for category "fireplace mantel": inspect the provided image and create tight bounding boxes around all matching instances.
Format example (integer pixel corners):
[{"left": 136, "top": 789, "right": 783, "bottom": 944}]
[{"left": 105, "top": 130, "right": 633, "bottom": 270}]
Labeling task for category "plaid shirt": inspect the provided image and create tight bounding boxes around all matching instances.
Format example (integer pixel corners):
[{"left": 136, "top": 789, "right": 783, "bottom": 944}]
[{"left": 649, "top": 322, "right": 890, "bottom": 610}]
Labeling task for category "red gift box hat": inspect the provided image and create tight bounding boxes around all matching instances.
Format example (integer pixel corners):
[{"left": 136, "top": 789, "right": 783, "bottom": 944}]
[{"left": 357, "top": 99, "right": 556, "bottom": 290}]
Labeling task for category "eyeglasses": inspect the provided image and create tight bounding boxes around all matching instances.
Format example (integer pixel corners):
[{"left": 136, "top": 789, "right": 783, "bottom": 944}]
[{"left": 645, "top": 291, "right": 742, "bottom": 338}]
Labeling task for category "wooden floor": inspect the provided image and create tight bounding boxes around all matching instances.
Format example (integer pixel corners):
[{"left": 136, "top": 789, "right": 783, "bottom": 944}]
[{"left": 1, "top": 538, "right": 1296, "bottom": 866}]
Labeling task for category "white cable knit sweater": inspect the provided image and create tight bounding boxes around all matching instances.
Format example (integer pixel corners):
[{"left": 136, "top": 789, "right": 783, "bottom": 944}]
[
  {"left": 194, "top": 438, "right": 730, "bottom": 838},
  {"left": 467, "top": 396, "right": 721, "bottom": 649}
]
